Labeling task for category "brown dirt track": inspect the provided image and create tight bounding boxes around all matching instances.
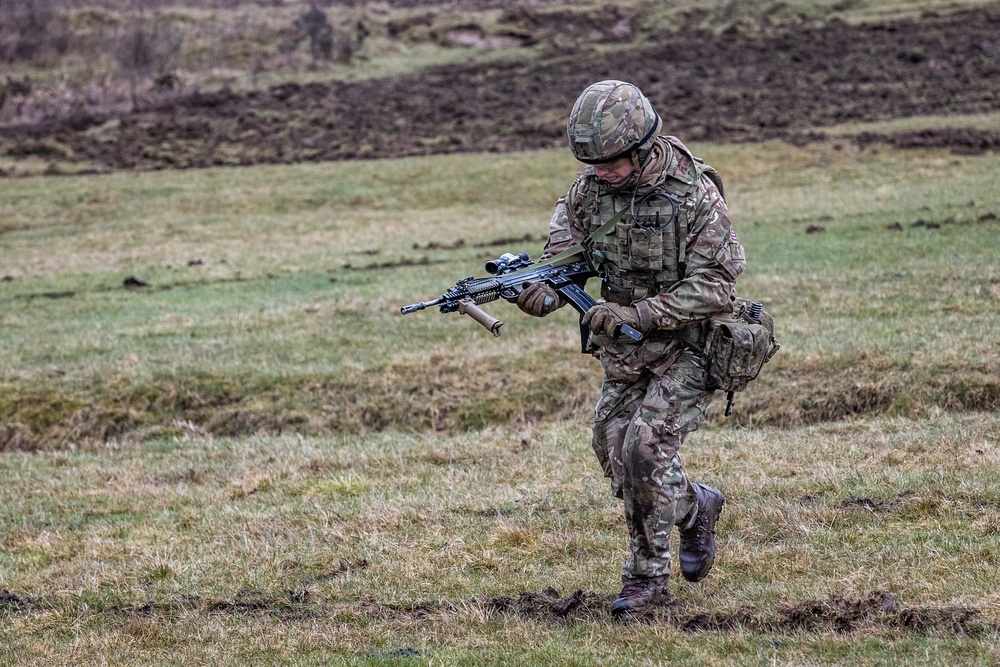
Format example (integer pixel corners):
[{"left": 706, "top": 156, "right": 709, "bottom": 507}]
[
  {"left": 2, "top": 7, "right": 1000, "bottom": 173},
  {"left": 2, "top": 584, "right": 993, "bottom": 637}
]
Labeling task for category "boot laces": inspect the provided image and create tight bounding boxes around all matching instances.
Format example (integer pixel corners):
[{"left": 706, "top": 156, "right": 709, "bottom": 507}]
[{"left": 620, "top": 580, "right": 652, "bottom": 598}]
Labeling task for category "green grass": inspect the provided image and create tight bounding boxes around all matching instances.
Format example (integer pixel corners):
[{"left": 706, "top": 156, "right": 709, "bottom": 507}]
[
  {"left": 820, "top": 111, "right": 1000, "bottom": 136},
  {"left": 1, "top": 416, "right": 999, "bottom": 664},
  {"left": 1, "top": 140, "right": 998, "bottom": 446},
  {"left": 1, "top": 134, "right": 1000, "bottom": 662}
]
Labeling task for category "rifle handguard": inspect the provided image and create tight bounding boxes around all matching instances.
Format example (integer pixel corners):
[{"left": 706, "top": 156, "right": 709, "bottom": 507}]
[{"left": 458, "top": 299, "right": 503, "bottom": 337}]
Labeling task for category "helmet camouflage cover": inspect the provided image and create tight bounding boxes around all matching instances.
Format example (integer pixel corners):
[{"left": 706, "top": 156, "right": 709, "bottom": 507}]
[{"left": 567, "top": 80, "right": 662, "bottom": 164}]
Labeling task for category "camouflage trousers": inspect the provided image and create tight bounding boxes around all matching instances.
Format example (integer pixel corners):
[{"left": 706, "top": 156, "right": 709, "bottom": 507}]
[{"left": 591, "top": 341, "right": 716, "bottom": 581}]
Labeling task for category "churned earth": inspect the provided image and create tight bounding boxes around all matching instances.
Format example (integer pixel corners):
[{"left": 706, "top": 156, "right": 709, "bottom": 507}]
[
  {"left": 0, "top": 585, "right": 992, "bottom": 634},
  {"left": 2, "top": 6, "right": 999, "bottom": 173}
]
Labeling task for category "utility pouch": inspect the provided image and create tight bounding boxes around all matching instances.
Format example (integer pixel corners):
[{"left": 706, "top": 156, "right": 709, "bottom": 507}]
[
  {"left": 703, "top": 299, "right": 780, "bottom": 393},
  {"left": 617, "top": 221, "right": 664, "bottom": 271}
]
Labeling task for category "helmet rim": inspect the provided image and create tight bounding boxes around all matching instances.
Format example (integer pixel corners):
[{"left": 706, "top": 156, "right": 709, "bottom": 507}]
[{"left": 567, "top": 80, "right": 661, "bottom": 164}]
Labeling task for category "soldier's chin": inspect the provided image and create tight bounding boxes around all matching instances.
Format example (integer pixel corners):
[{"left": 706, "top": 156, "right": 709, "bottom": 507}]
[{"left": 597, "top": 175, "right": 637, "bottom": 191}]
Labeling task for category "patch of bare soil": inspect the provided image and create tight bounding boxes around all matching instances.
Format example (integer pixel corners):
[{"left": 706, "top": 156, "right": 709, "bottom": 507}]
[
  {"left": 0, "top": 589, "right": 32, "bottom": 612},
  {"left": 479, "top": 588, "right": 996, "bottom": 636},
  {"left": 3, "top": 585, "right": 994, "bottom": 637},
  {"left": 482, "top": 587, "right": 610, "bottom": 623},
  {"left": 2, "top": 8, "right": 999, "bottom": 173},
  {"left": 854, "top": 129, "right": 1000, "bottom": 155},
  {"left": 791, "top": 128, "right": 1000, "bottom": 154}
]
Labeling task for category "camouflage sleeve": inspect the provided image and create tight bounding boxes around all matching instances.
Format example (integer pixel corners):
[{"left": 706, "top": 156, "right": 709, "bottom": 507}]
[
  {"left": 633, "top": 175, "right": 745, "bottom": 330},
  {"left": 539, "top": 174, "right": 591, "bottom": 261},
  {"left": 538, "top": 198, "right": 577, "bottom": 260}
]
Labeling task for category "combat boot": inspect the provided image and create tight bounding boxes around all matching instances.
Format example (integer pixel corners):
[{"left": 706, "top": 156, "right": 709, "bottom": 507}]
[
  {"left": 610, "top": 577, "right": 669, "bottom": 617},
  {"left": 679, "top": 483, "right": 725, "bottom": 582}
]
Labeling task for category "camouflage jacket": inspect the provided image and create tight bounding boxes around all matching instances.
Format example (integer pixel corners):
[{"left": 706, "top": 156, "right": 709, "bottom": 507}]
[{"left": 541, "top": 135, "right": 745, "bottom": 336}]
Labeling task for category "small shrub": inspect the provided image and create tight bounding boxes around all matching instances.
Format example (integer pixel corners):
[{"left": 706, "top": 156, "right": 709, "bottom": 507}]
[
  {"left": 0, "top": 0, "right": 71, "bottom": 64},
  {"left": 113, "top": 15, "right": 183, "bottom": 108},
  {"left": 296, "top": 5, "right": 333, "bottom": 66}
]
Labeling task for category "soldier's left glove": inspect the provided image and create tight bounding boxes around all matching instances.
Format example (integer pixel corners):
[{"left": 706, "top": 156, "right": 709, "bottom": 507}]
[{"left": 581, "top": 302, "right": 643, "bottom": 339}]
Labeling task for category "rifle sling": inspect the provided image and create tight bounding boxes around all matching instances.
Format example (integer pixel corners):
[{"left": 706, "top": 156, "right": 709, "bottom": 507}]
[{"left": 530, "top": 205, "right": 630, "bottom": 270}]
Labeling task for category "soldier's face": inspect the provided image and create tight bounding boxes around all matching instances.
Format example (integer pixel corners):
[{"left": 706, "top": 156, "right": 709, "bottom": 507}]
[{"left": 593, "top": 156, "right": 635, "bottom": 186}]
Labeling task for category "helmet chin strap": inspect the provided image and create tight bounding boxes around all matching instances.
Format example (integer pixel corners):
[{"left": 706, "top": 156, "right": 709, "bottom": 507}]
[{"left": 630, "top": 152, "right": 644, "bottom": 177}]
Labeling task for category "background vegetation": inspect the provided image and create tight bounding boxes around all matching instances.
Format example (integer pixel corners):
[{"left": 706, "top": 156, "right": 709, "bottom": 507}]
[
  {"left": 2, "top": 135, "right": 999, "bottom": 664},
  {"left": 1, "top": 0, "right": 999, "bottom": 665},
  {"left": 5, "top": 0, "right": 988, "bottom": 98},
  {"left": 1, "top": 135, "right": 998, "bottom": 448}
]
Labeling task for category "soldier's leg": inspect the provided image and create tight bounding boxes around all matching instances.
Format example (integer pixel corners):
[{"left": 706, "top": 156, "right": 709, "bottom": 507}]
[
  {"left": 592, "top": 377, "right": 647, "bottom": 499},
  {"left": 619, "top": 348, "right": 715, "bottom": 582}
]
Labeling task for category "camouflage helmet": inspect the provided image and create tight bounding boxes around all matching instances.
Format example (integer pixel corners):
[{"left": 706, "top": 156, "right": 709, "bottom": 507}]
[{"left": 567, "top": 80, "right": 661, "bottom": 164}]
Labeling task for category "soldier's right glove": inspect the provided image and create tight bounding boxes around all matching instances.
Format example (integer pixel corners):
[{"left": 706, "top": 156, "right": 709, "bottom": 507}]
[{"left": 516, "top": 282, "right": 564, "bottom": 317}]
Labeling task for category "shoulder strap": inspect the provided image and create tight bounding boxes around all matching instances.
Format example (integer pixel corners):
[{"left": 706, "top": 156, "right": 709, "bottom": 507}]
[
  {"left": 666, "top": 134, "right": 726, "bottom": 201},
  {"left": 693, "top": 158, "right": 726, "bottom": 200},
  {"left": 535, "top": 205, "right": 629, "bottom": 269},
  {"left": 583, "top": 204, "right": 628, "bottom": 250}
]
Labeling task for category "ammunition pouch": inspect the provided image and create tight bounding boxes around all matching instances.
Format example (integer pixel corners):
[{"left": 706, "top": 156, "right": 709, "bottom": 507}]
[{"left": 703, "top": 299, "right": 780, "bottom": 393}]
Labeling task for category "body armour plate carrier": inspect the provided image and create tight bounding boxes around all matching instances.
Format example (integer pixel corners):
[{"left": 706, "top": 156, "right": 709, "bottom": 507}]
[
  {"left": 583, "top": 136, "right": 712, "bottom": 306},
  {"left": 588, "top": 189, "right": 687, "bottom": 305}
]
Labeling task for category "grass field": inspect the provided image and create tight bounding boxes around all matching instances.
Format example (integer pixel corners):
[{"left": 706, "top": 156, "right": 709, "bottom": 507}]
[
  {"left": 1, "top": 135, "right": 999, "bottom": 664},
  {"left": 1, "top": 133, "right": 998, "bottom": 443}
]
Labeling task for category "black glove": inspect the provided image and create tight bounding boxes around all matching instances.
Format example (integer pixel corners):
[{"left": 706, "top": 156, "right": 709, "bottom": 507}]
[{"left": 516, "top": 282, "right": 563, "bottom": 317}]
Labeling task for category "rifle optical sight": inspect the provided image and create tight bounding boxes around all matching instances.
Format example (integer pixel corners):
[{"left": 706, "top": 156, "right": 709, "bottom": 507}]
[{"left": 485, "top": 252, "right": 532, "bottom": 276}]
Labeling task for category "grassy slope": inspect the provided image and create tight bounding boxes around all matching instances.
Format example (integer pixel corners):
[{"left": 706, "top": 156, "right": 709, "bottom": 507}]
[
  {"left": 1, "top": 139, "right": 999, "bottom": 663},
  {"left": 1, "top": 137, "right": 998, "bottom": 447}
]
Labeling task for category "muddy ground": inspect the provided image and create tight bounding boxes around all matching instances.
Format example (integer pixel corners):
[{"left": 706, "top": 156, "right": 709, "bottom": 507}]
[
  {"left": 0, "top": 584, "right": 993, "bottom": 637},
  {"left": 2, "top": 7, "right": 999, "bottom": 173}
]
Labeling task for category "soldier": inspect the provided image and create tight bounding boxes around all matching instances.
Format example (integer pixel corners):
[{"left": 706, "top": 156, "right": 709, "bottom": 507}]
[{"left": 516, "top": 80, "right": 745, "bottom": 616}]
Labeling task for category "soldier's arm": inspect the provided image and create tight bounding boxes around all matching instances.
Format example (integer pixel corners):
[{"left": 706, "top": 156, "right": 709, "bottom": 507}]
[
  {"left": 633, "top": 176, "right": 745, "bottom": 331},
  {"left": 539, "top": 174, "right": 591, "bottom": 261}
]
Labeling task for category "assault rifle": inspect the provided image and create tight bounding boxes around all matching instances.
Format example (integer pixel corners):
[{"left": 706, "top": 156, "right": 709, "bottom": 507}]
[{"left": 400, "top": 250, "right": 643, "bottom": 353}]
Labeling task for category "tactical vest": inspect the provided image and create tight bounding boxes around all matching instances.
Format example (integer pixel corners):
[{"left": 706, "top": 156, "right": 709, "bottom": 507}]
[{"left": 583, "top": 139, "right": 721, "bottom": 306}]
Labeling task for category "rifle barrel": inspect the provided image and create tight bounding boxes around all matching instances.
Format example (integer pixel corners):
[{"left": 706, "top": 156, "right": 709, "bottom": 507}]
[{"left": 400, "top": 297, "right": 442, "bottom": 315}]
